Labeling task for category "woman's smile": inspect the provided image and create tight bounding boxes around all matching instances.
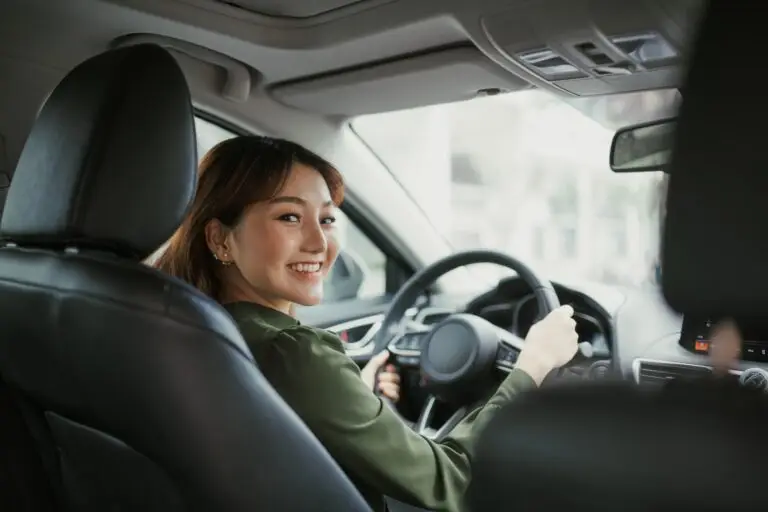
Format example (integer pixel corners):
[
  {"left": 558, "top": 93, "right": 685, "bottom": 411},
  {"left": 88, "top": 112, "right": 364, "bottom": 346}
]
[{"left": 287, "top": 261, "right": 324, "bottom": 281}]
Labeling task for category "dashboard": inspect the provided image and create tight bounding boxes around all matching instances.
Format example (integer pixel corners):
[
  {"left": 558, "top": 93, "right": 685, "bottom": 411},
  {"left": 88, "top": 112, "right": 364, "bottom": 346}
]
[
  {"left": 613, "top": 286, "right": 768, "bottom": 392},
  {"left": 373, "top": 277, "right": 619, "bottom": 385},
  {"left": 321, "top": 273, "right": 768, "bottom": 438},
  {"left": 332, "top": 276, "right": 622, "bottom": 374},
  {"left": 463, "top": 277, "right": 614, "bottom": 359},
  {"left": 333, "top": 276, "right": 622, "bottom": 423},
  {"left": 329, "top": 274, "right": 768, "bottom": 420}
]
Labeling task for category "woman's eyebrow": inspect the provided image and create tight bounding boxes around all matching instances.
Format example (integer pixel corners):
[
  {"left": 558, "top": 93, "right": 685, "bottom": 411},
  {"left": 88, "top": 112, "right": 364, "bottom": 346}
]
[{"left": 269, "top": 196, "right": 333, "bottom": 207}]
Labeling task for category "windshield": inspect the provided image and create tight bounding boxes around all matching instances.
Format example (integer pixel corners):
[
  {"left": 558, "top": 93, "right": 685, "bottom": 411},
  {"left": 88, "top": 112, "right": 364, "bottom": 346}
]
[{"left": 352, "top": 88, "right": 679, "bottom": 289}]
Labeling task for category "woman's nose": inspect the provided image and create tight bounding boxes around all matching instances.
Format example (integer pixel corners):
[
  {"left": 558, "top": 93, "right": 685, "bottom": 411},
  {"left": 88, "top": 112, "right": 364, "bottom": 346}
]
[{"left": 301, "top": 220, "right": 327, "bottom": 254}]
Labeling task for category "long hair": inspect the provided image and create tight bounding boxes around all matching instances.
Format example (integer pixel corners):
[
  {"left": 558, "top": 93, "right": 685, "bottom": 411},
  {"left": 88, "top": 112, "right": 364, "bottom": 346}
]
[{"left": 156, "top": 135, "right": 343, "bottom": 301}]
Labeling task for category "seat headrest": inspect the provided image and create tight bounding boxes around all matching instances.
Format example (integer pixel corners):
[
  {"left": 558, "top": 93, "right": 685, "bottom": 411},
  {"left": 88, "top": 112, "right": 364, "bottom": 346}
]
[
  {"left": 467, "top": 382, "right": 768, "bottom": 512},
  {"left": 1, "top": 44, "right": 197, "bottom": 260},
  {"left": 662, "top": 0, "right": 768, "bottom": 317}
]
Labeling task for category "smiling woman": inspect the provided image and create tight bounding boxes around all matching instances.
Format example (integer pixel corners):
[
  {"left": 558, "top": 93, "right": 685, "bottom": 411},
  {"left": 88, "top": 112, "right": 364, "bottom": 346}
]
[
  {"left": 156, "top": 135, "right": 343, "bottom": 306},
  {"left": 153, "top": 130, "right": 581, "bottom": 512}
]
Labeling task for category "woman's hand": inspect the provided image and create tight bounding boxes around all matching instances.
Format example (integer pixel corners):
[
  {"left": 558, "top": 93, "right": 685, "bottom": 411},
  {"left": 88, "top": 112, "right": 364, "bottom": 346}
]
[
  {"left": 361, "top": 350, "right": 401, "bottom": 402},
  {"left": 515, "top": 304, "right": 579, "bottom": 386},
  {"left": 709, "top": 319, "right": 742, "bottom": 376}
]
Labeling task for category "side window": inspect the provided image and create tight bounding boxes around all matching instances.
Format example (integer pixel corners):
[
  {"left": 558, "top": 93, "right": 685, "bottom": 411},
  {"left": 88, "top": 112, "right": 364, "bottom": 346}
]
[
  {"left": 326, "top": 210, "right": 387, "bottom": 303},
  {"left": 196, "top": 117, "right": 235, "bottom": 161},
  {"left": 145, "top": 117, "right": 235, "bottom": 265}
]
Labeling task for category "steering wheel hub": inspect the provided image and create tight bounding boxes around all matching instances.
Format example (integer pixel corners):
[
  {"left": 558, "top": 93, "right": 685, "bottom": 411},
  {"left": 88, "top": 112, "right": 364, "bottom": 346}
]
[{"left": 420, "top": 314, "right": 500, "bottom": 404}]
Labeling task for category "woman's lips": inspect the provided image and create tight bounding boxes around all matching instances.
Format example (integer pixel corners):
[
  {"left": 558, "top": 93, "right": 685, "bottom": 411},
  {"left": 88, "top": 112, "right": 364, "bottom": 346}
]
[{"left": 287, "top": 262, "right": 323, "bottom": 281}]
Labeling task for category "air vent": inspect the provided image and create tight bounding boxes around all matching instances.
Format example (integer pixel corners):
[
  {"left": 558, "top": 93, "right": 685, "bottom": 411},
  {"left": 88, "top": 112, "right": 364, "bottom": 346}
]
[
  {"left": 634, "top": 360, "right": 711, "bottom": 387},
  {"left": 517, "top": 48, "right": 585, "bottom": 78}
]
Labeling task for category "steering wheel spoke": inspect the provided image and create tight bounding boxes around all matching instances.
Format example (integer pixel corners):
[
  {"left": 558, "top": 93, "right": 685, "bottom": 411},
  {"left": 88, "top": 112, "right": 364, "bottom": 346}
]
[
  {"left": 495, "top": 344, "right": 520, "bottom": 374},
  {"left": 415, "top": 395, "right": 470, "bottom": 441},
  {"left": 387, "top": 328, "right": 430, "bottom": 365}
]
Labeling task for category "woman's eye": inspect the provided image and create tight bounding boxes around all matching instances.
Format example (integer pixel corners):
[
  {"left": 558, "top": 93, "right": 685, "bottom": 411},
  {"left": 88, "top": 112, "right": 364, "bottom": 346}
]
[
  {"left": 279, "top": 213, "right": 300, "bottom": 223},
  {"left": 321, "top": 216, "right": 336, "bottom": 225}
]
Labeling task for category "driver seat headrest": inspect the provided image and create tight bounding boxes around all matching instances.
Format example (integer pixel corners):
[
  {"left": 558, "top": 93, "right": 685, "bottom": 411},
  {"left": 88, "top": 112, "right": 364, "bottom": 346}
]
[
  {"left": 0, "top": 44, "right": 197, "bottom": 260},
  {"left": 467, "top": 381, "right": 768, "bottom": 512}
]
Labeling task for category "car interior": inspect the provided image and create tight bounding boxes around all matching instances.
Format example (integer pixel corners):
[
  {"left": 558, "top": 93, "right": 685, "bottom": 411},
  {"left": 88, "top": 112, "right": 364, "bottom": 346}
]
[
  {"left": 2, "top": 0, "right": 763, "bottom": 511},
  {"left": 468, "top": 4, "right": 768, "bottom": 509}
]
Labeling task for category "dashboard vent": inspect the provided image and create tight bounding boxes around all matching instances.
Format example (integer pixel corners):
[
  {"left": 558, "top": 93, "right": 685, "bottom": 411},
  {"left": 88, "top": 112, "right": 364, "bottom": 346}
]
[{"left": 635, "top": 360, "right": 711, "bottom": 387}]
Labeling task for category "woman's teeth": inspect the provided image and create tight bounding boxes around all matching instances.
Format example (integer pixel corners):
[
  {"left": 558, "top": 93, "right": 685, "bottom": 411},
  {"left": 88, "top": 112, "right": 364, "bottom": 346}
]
[{"left": 289, "top": 263, "right": 321, "bottom": 273}]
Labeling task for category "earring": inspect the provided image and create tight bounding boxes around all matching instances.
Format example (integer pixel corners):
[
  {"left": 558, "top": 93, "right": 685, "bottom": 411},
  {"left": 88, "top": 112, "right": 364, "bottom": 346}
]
[{"left": 212, "top": 251, "right": 234, "bottom": 266}]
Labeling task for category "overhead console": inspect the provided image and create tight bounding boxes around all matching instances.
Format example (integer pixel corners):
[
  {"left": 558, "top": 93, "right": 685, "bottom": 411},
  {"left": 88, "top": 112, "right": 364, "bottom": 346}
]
[{"left": 481, "top": 0, "right": 704, "bottom": 96}]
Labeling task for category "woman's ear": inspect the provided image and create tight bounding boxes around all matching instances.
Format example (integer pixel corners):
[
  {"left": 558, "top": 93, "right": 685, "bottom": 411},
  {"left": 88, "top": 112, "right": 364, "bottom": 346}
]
[{"left": 204, "top": 219, "right": 232, "bottom": 263}]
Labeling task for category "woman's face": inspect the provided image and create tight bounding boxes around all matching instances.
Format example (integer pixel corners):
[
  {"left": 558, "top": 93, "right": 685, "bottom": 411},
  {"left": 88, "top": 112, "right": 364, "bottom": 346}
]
[{"left": 216, "top": 163, "right": 339, "bottom": 312}]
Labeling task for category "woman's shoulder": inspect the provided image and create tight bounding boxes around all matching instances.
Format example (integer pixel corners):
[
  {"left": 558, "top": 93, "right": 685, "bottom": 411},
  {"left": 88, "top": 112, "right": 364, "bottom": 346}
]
[
  {"left": 276, "top": 324, "right": 345, "bottom": 354},
  {"left": 223, "top": 301, "right": 343, "bottom": 352},
  {"left": 245, "top": 322, "right": 349, "bottom": 381}
]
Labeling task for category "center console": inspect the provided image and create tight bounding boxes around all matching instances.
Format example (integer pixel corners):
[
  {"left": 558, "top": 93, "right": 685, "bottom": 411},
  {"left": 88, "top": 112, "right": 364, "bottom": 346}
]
[{"left": 680, "top": 316, "right": 768, "bottom": 362}]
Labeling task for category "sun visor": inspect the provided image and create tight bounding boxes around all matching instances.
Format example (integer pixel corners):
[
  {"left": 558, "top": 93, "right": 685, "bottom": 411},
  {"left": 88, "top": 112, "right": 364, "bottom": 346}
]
[
  {"left": 661, "top": 1, "right": 768, "bottom": 321},
  {"left": 269, "top": 46, "right": 531, "bottom": 116}
]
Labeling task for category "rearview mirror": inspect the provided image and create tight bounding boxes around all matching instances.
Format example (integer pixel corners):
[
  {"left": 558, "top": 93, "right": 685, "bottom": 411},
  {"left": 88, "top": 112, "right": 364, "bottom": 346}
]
[{"left": 610, "top": 117, "right": 676, "bottom": 173}]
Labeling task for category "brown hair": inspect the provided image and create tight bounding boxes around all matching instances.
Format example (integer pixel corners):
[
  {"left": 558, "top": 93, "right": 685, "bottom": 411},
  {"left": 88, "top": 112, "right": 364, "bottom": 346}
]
[{"left": 156, "top": 135, "right": 344, "bottom": 301}]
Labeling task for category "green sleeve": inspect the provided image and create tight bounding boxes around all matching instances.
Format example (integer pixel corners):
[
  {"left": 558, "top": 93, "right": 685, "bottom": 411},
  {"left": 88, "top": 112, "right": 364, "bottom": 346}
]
[{"left": 268, "top": 325, "right": 537, "bottom": 512}]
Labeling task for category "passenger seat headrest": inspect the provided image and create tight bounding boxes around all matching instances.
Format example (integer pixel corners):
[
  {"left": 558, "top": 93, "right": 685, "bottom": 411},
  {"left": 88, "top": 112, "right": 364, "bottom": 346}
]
[
  {"left": 467, "top": 382, "right": 768, "bottom": 512},
  {"left": 1, "top": 44, "right": 197, "bottom": 260}
]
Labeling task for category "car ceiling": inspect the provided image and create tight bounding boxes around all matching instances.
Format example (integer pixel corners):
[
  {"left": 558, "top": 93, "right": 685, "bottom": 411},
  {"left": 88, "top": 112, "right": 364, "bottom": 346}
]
[{"left": 0, "top": 0, "right": 702, "bottom": 212}]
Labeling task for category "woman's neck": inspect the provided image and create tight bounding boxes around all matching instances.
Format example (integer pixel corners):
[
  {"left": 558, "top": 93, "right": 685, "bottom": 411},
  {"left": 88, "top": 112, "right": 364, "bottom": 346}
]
[
  {"left": 224, "top": 291, "right": 292, "bottom": 316},
  {"left": 219, "top": 275, "right": 292, "bottom": 315}
]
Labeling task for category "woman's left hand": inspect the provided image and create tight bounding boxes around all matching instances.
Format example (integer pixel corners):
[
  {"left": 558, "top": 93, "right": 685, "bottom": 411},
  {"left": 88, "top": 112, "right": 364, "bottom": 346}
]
[{"left": 360, "top": 350, "right": 401, "bottom": 402}]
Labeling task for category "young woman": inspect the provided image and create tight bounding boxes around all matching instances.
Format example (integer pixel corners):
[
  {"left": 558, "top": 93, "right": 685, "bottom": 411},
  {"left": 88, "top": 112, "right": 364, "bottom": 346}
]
[{"left": 157, "top": 135, "right": 579, "bottom": 512}]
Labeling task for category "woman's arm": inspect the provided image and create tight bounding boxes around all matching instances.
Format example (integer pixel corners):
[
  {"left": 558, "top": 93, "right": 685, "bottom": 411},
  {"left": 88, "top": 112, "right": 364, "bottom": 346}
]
[{"left": 266, "top": 325, "right": 536, "bottom": 511}]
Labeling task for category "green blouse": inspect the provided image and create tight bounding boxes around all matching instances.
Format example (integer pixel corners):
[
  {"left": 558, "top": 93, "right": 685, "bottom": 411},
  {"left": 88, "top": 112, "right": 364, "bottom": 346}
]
[{"left": 225, "top": 301, "right": 536, "bottom": 512}]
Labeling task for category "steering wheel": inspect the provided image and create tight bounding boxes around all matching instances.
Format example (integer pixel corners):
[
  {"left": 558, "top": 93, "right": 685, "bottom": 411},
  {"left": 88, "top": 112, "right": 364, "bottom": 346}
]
[{"left": 370, "top": 250, "right": 566, "bottom": 440}]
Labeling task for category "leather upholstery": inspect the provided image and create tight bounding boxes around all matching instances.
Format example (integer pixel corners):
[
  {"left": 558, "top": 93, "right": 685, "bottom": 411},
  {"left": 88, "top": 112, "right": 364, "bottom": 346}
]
[
  {"left": 0, "top": 44, "right": 369, "bottom": 511},
  {"left": 467, "top": 381, "right": 768, "bottom": 512},
  {"left": 1, "top": 44, "right": 196, "bottom": 260}
]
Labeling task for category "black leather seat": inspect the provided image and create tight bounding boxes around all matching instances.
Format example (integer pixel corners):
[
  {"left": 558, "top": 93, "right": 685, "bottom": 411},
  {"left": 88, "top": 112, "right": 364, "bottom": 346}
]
[
  {"left": 467, "top": 381, "right": 768, "bottom": 512},
  {"left": 0, "top": 44, "right": 370, "bottom": 512}
]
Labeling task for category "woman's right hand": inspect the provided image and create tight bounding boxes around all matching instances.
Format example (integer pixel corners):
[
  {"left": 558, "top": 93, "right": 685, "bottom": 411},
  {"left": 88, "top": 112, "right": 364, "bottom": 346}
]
[
  {"left": 514, "top": 305, "right": 579, "bottom": 385},
  {"left": 709, "top": 319, "right": 742, "bottom": 376}
]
